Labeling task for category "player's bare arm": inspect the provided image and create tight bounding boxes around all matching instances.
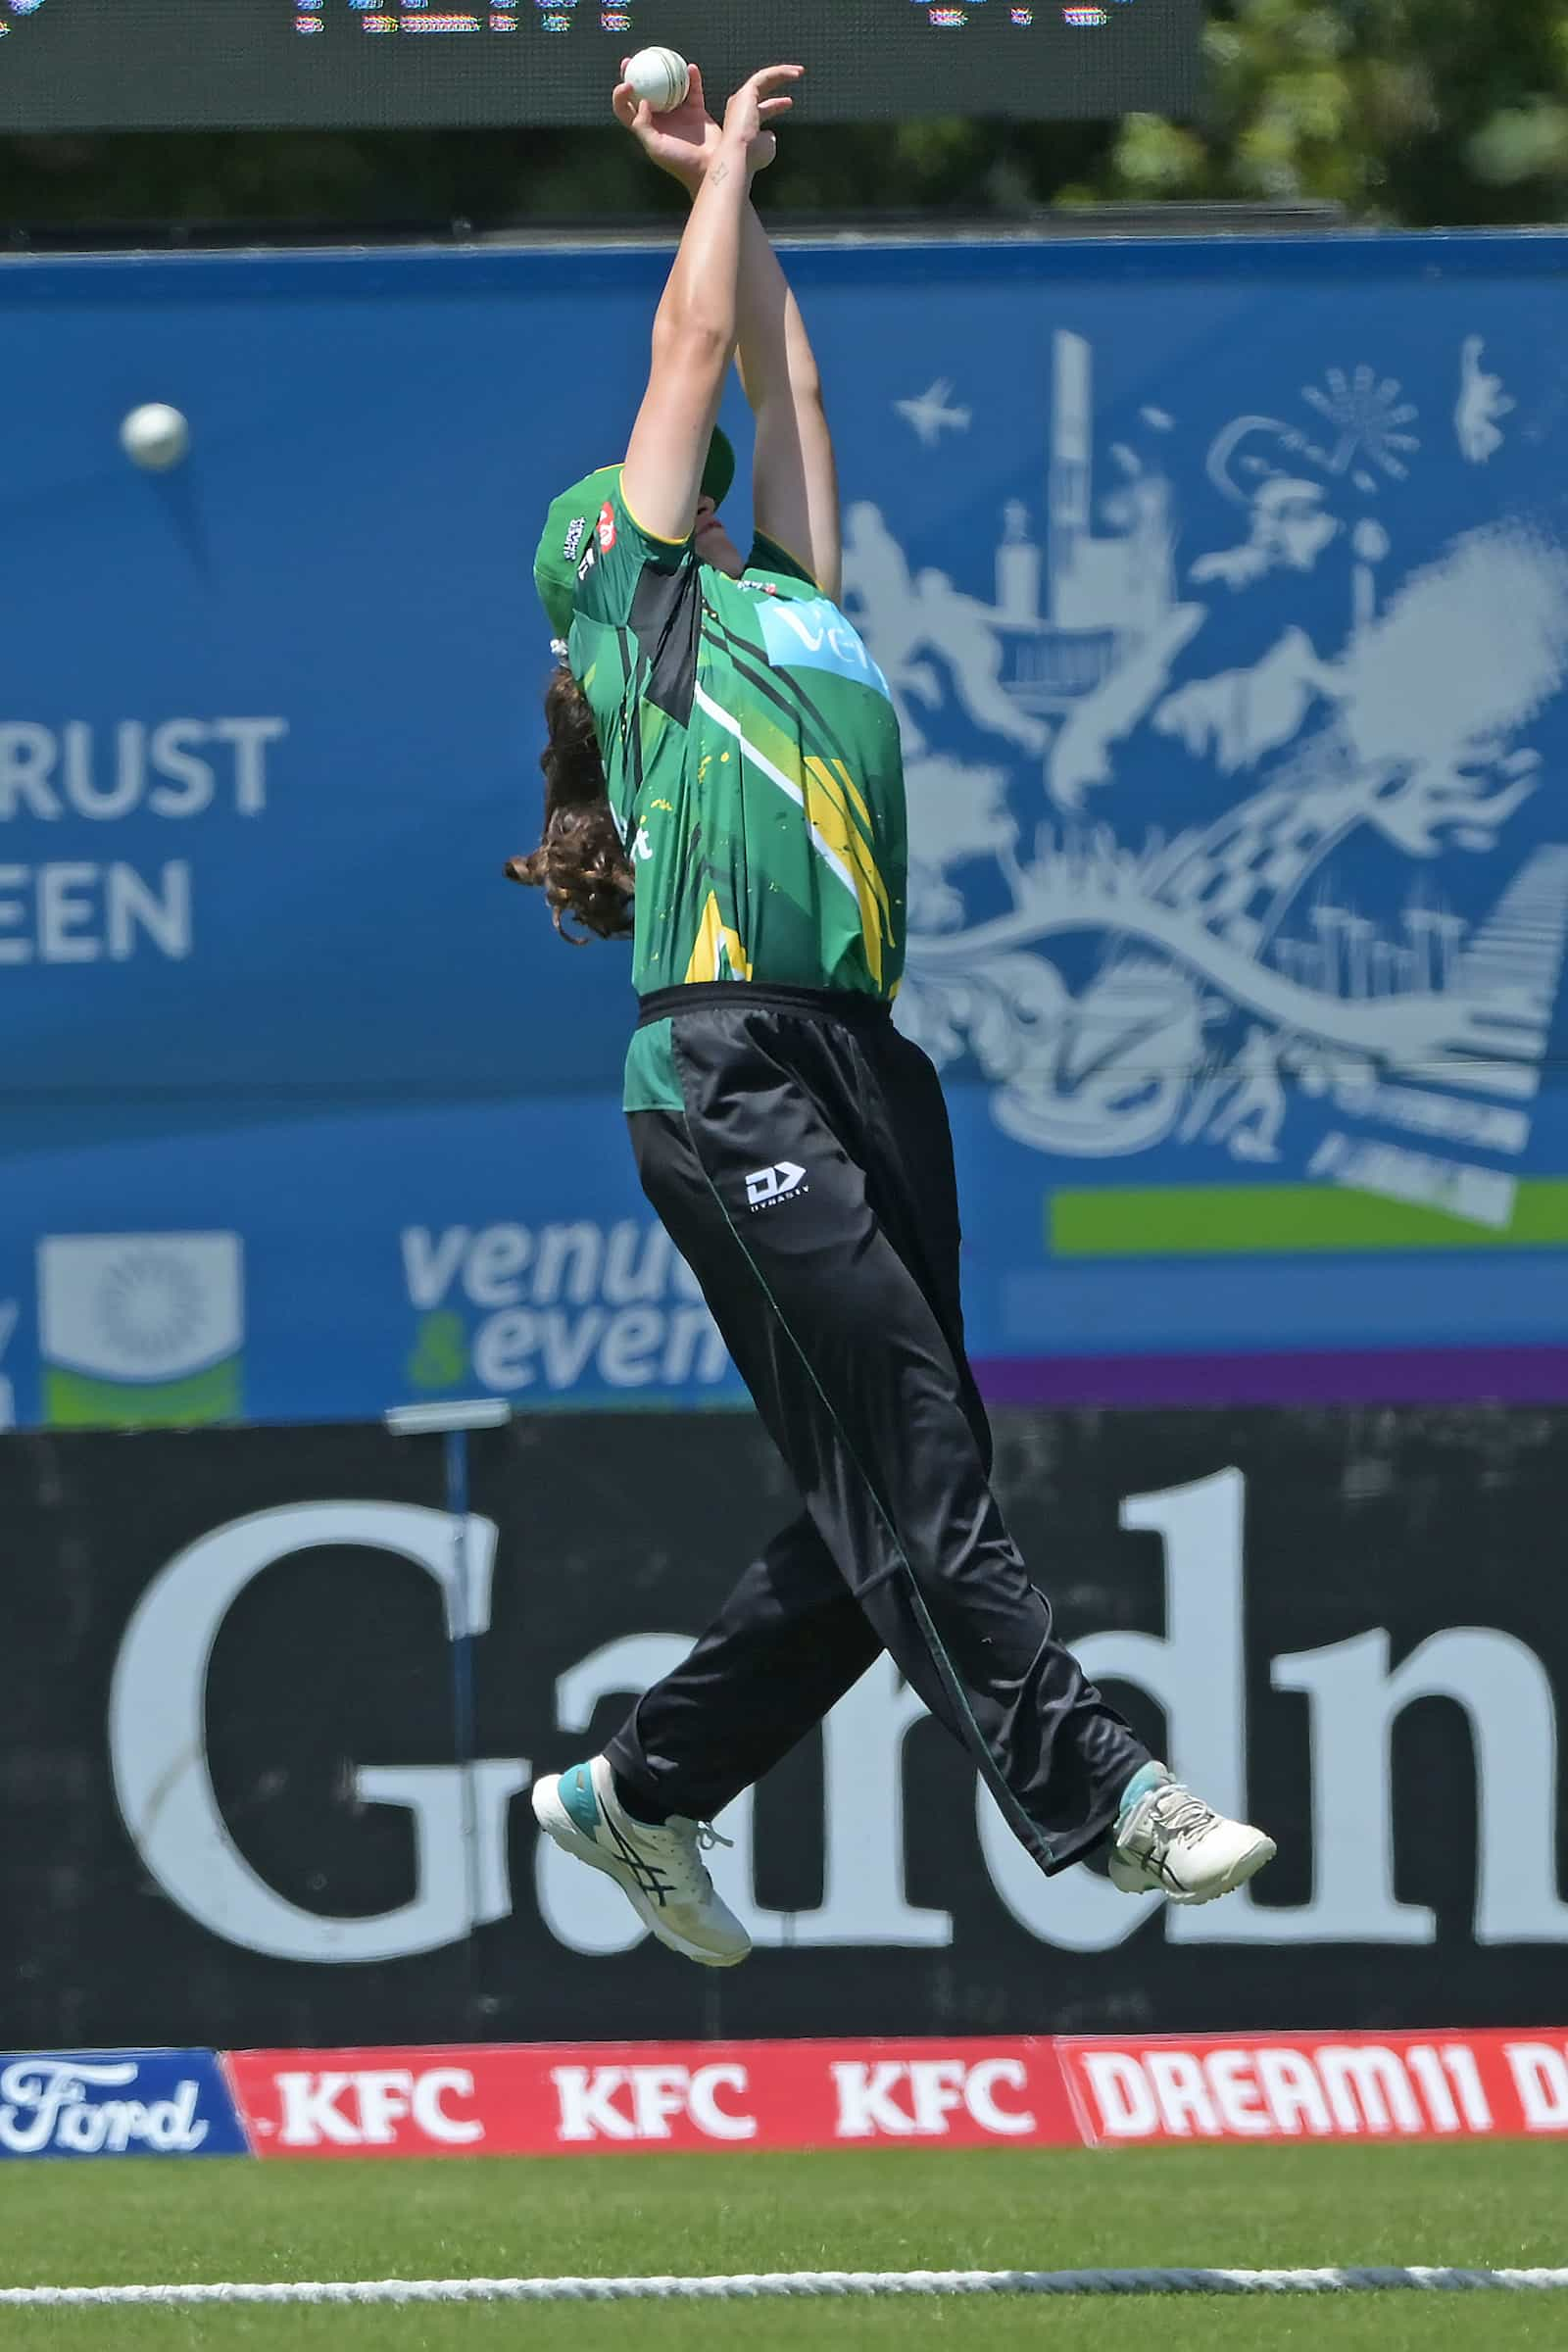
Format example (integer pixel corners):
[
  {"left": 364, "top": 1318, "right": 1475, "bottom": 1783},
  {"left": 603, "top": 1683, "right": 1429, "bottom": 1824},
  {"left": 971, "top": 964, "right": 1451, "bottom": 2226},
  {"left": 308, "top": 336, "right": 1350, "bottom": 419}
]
[
  {"left": 615, "top": 64, "right": 801, "bottom": 547},
  {"left": 615, "top": 60, "right": 840, "bottom": 598},
  {"left": 734, "top": 203, "right": 841, "bottom": 599}
]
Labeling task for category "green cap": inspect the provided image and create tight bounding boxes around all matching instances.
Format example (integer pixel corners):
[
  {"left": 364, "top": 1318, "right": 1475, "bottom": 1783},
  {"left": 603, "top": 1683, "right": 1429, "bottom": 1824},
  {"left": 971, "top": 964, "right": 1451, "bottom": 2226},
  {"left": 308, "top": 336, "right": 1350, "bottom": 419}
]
[{"left": 533, "top": 426, "right": 736, "bottom": 643}]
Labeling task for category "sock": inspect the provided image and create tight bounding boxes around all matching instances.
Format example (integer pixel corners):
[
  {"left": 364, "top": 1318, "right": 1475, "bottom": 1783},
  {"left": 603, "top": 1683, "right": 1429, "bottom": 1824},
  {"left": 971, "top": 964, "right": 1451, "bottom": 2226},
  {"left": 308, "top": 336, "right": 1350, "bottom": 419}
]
[
  {"left": 612, "top": 1770, "right": 672, "bottom": 1829},
  {"left": 1115, "top": 1761, "right": 1169, "bottom": 1824}
]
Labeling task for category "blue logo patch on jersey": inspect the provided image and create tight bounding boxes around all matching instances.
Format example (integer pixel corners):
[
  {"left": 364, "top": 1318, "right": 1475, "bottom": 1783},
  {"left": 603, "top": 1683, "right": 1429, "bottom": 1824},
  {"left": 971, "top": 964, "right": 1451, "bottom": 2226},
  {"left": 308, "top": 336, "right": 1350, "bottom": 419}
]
[{"left": 756, "top": 594, "right": 892, "bottom": 701}]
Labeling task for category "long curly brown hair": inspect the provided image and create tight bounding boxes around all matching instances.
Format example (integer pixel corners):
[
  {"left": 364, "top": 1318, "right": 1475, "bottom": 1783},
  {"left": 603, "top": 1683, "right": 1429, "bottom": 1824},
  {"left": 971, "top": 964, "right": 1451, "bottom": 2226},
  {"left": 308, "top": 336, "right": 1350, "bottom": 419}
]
[{"left": 506, "top": 666, "right": 634, "bottom": 942}]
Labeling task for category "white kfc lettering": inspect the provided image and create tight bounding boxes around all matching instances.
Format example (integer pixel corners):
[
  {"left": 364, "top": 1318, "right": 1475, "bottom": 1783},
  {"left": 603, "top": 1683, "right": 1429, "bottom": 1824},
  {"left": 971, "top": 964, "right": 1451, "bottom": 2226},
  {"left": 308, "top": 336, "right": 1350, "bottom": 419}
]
[
  {"left": 685, "top": 2064, "right": 755, "bottom": 2141},
  {"left": 832, "top": 2060, "right": 916, "bottom": 2139},
  {"left": 275, "top": 2072, "right": 363, "bottom": 2148},
  {"left": 831, "top": 2058, "right": 1033, "bottom": 2141},
  {"left": 352, "top": 2071, "right": 413, "bottom": 2145},
  {"left": 413, "top": 2069, "right": 482, "bottom": 2144},
  {"left": 551, "top": 2064, "right": 755, "bottom": 2143},
  {"left": 272, "top": 2067, "right": 480, "bottom": 2149},
  {"left": 552, "top": 2066, "right": 637, "bottom": 2143},
  {"left": 630, "top": 2065, "right": 690, "bottom": 2140},
  {"left": 962, "top": 2058, "right": 1035, "bottom": 2136},
  {"left": 907, "top": 2060, "right": 968, "bottom": 2134}
]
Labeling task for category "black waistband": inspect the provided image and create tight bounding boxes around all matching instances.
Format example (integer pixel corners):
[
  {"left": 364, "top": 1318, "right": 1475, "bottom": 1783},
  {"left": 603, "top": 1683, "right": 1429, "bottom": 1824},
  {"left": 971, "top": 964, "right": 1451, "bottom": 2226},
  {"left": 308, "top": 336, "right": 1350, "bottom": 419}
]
[{"left": 637, "top": 982, "right": 894, "bottom": 1030}]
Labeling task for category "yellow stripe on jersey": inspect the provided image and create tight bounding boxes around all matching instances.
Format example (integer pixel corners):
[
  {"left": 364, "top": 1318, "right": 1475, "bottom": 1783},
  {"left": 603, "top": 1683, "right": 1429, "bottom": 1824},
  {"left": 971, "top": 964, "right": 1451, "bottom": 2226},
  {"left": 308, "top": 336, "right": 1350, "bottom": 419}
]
[
  {"left": 806, "top": 756, "right": 892, "bottom": 925},
  {"left": 800, "top": 758, "right": 890, "bottom": 989},
  {"left": 689, "top": 679, "right": 893, "bottom": 991},
  {"left": 823, "top": 759, "right": 875, "bottom": 840},
  {"left": 683, "top": 891, "right": 753, "bottom": 985}
]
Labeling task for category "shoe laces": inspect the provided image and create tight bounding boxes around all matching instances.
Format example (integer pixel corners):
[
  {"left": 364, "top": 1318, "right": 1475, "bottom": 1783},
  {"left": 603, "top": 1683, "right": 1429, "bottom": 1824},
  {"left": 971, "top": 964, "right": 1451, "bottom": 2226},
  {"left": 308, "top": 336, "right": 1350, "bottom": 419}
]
[
  {"left": 1121, "top": 1782, "right": 1216, "bottom": 1861},
  {"left": 617, "top": 1813, "right": 731, "bottom": 1909},
  {"left": 665, "top": 1817, "right": 731, "bottom": 1897}
]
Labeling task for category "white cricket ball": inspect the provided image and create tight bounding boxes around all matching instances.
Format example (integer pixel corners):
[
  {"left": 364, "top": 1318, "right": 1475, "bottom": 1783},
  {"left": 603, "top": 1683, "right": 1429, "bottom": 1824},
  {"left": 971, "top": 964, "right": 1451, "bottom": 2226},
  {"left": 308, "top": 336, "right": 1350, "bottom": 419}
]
[
  {"left": 625, "top": 46, "right": 690, "bottom": 114},
  {"left": 120, "top": 403, "right": 191, "bottom": 471}
]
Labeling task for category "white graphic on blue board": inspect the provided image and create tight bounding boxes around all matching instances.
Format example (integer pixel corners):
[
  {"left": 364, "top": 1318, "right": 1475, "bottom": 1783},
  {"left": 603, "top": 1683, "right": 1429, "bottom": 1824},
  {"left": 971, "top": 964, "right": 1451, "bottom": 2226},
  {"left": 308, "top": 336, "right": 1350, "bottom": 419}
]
[
  {"left": 894, "top": 379, "right": 973, "bottom": 448},
  {"left": 849, "top": 329, "right": 1568, "bottom": 1233},
  {"left": 1455, "top": 338, "right": 1514, "bottom": 466}
]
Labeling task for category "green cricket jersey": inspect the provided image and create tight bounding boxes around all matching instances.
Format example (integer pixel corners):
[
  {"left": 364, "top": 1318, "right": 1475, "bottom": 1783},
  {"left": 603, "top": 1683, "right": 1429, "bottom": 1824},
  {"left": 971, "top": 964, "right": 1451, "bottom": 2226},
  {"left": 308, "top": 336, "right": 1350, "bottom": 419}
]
[{"left": 564, "top": 470, "right": 907, "bottom": 1113}]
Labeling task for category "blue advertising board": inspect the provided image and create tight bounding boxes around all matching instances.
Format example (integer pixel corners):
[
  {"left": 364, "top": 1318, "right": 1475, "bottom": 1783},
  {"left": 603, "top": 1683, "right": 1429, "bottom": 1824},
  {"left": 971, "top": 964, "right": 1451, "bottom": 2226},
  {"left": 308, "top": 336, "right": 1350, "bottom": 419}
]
[
  {"left": 2, "top": 233, "right": 1566, "bottom": 1426},
  {"left": 0, "top": 2050, "right": 248, "bottom": 2157}
]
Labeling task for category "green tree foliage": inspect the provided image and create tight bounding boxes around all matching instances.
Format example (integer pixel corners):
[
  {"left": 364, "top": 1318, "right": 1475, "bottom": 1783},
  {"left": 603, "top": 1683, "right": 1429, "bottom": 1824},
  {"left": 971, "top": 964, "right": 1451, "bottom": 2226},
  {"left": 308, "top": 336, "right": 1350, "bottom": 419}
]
[
  {"left": 1081, "top": 0, "right": 1568, "bottom": 223},
  {"left": 4, "top": 5, "right": 1567, "bottom": 236}
]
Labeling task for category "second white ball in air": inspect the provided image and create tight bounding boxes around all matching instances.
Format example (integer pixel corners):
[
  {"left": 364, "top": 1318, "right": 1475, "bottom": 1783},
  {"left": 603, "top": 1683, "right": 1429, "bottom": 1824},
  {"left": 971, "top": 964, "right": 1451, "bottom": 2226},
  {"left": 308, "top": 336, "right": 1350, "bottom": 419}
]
[
  {"left": 624, "top": 47, "right": 690, "bottom": 114},
  {"left": 120, "top": 403, "right": 191, "bottom": 471}
]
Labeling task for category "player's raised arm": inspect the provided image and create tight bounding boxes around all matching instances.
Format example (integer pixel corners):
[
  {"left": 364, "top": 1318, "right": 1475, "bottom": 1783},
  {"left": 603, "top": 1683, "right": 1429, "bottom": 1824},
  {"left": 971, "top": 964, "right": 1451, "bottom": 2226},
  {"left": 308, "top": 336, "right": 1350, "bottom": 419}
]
[
  {"left": 617, "top": 65, "right": 801, "bottom": 546},
  {"left": 733, "top": 204, "right": 841, "bottom": 601}
]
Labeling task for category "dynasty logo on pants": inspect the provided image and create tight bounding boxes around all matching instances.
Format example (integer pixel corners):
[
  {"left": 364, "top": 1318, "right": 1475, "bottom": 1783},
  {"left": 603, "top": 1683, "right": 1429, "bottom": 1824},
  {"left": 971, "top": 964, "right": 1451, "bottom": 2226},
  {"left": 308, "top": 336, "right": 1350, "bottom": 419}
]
[{"left": 745, "top": 1162, "right": 809, "bottom": 1211}]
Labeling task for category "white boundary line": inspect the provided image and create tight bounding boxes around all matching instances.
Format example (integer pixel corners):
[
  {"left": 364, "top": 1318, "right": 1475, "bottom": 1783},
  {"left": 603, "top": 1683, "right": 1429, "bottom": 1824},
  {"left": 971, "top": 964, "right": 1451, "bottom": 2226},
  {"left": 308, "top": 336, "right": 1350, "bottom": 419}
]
[{"left": 4, "top": 2268, "right": 1568, "bottom": 2306}]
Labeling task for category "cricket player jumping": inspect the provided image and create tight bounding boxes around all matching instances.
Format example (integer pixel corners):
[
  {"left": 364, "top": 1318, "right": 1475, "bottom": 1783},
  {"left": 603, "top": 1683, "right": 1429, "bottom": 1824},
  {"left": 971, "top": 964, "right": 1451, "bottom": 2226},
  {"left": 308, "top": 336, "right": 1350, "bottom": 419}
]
[{"left": 515, "top": 59, "right": 1276, "bottom": 1965}]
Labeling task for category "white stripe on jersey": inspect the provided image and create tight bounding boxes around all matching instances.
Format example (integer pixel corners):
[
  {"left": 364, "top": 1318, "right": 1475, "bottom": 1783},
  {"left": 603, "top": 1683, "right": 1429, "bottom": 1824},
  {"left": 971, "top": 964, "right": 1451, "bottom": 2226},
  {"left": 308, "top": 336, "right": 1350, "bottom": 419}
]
[{"left": 690, "top": 679, "right": 860, "bottom": 908}]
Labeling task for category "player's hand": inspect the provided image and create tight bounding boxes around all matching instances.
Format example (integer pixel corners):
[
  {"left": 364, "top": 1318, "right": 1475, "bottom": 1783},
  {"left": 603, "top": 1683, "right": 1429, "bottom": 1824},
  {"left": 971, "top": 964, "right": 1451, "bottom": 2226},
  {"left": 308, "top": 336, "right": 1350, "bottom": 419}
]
[
  {"left": 719, "top": 64, "right": 804, "bottom": 176},
  {"left": 612, "top": 59, "right": 722, "bottom": 192}
]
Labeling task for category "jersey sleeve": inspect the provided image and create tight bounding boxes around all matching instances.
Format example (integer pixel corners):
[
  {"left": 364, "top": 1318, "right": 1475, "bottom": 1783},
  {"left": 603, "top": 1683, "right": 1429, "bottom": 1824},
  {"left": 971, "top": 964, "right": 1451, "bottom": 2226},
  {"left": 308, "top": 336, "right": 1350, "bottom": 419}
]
[{"left": 571, "top": 471, "right": 695, "bottom": 631}]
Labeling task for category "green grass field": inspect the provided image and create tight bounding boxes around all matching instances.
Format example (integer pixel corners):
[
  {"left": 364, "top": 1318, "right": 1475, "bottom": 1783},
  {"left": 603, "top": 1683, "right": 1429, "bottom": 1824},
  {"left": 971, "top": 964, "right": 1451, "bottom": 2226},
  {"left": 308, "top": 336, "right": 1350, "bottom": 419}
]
[{"left": 4, "top": 2144, "right": 1567, "bottom": 2351}]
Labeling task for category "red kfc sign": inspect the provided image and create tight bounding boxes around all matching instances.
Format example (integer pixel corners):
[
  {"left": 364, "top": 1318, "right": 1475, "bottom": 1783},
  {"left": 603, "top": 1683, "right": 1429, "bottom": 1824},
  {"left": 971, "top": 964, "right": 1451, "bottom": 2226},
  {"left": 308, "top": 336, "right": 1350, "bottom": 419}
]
[
  {"left": 223, "top": 2030, "right": 1568, "bottom": 2160},
  {"left": 225, "top": 2036, "right": 1075, "bottom": 2158}
]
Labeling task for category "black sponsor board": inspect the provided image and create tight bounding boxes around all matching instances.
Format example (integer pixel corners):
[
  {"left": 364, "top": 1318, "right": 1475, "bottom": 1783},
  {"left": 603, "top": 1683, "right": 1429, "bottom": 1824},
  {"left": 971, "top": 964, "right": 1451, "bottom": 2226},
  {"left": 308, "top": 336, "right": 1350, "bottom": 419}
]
[
  {"left": 0, "top": 0, "right": 1200, "bottom": 135},
  {"left": 3, "top": 1405, "right": 1566, "bottom": 2050}
]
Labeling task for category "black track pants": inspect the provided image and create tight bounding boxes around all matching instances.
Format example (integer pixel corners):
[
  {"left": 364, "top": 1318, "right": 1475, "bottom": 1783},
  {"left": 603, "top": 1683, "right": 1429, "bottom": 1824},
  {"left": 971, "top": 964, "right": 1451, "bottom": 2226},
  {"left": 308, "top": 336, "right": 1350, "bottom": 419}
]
[{"left": 605, "top": 984, "right": 1149, "bottom": 1877}]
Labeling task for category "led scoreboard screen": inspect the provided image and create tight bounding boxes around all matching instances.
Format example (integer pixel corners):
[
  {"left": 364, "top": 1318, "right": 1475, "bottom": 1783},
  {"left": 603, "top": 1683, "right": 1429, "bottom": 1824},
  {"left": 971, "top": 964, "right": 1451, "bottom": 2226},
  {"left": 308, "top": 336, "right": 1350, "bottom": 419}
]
[{"left": 0, "top": 0, "right": 1200, "bottom": 131}]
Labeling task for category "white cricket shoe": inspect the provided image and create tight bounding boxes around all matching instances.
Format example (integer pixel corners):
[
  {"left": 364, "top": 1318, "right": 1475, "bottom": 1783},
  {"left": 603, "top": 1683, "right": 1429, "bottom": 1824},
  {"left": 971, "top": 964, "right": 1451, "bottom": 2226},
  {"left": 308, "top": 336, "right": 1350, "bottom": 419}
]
[
  {"left": 1108, "top": 1767, "right": 1276, "bottom": 1904},
  {"left": 531, "top": 1753, "right": 752, "bottom": 1968}
]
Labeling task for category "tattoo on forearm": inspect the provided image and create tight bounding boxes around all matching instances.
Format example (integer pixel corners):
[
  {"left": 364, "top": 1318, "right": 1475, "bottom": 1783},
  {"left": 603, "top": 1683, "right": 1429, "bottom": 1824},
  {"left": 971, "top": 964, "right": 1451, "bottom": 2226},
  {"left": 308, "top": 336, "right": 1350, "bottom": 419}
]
[{"left": 709, "top": 161, "right": 731, "bottom": 188}]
